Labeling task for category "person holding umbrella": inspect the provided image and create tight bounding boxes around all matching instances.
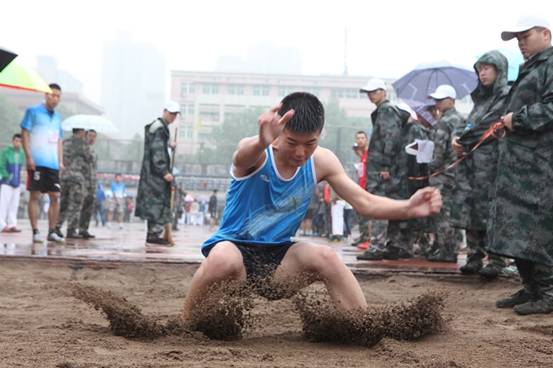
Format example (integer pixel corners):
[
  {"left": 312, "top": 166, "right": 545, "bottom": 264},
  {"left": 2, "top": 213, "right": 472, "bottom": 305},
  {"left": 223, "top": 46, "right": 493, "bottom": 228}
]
[
  {"left": 20, "top": 83, "right": 64, "bottom": 243},
  {"left": 490, "top": 16, "right": 553, "bottom": 315},
  {"left": 450, "top": 51, "right": 510, "bottom": 279},
  {"left": 135, "top": 101, "right": 180, "bottom": 245}
]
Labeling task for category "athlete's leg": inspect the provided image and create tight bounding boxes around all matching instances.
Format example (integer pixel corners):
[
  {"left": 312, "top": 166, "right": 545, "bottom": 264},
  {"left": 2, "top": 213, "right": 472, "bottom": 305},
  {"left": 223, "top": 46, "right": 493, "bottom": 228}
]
[
  {"left": 181, "top": 241, "right": 246, "bottom": 322},
  {"left": 272, "top": 241, "right": 367, "bottom": 310}
]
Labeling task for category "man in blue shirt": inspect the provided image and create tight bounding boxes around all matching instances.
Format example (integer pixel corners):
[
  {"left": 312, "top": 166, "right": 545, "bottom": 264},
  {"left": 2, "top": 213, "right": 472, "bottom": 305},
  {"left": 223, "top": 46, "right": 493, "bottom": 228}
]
[
  {"left": 181, "top": 92, "right": 443, "bottom": 326},
  {"left": 21, "top": 83, "right": 64, "bottom": 243},
  {"left": 108, "top": 173, "right": 126, "bottom": 229}
]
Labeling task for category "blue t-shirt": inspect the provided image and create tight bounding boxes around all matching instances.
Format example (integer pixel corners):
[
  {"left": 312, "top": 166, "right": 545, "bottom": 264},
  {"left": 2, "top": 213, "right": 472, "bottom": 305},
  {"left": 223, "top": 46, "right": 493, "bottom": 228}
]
[
  {"left": 202, "top": 147, "right": 317, "bottom": 256},
  {"left": 20, "top": 103, "right": 63, "bottom": 170},
  {"left": 111, "top": 182, "right": 126, "bottom": 198}
]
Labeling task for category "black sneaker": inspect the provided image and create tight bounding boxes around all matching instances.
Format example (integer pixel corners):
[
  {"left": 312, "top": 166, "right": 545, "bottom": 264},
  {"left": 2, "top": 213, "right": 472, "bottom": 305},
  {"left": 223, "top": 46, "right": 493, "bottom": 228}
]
[
  {"left": 66, "top": 229, "right": 81, "bottom": 239},
  {"left": 459, "top": 259, "right": 483, "bottom": 274},
  {"left": 357, "top": 249, "right": 385, "bottom": 261},
  {"left": 479, "top": 263, "right": 502, "bottom": 280},
  {"left": 79, "top": 230, "right": 95, "bottom": 239},
  {"left": 496, "top": 288, "right": 536, "bottom": 309},
  {"left": 53, "top": 227, "right": 65, "bottom": 239},
  {"left": 513, "top": 298, "right": 553, "bottom": 315},
  {"left": 146, "top": 236, "right": 171, "bottom": 246}
]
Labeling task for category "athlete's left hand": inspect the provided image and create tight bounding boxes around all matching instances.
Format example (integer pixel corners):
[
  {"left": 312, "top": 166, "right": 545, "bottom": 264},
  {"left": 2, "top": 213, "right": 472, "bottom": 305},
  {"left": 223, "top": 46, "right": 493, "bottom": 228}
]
[{"left": 407, "top": 187, "right": 442, "bottom": 218}]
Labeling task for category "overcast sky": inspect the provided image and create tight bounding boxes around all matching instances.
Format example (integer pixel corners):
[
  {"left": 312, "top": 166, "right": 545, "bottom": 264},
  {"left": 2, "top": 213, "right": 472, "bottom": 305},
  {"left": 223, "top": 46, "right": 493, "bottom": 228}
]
[{"left": 2, "top": 0, "right": 547, "bottom": 104}]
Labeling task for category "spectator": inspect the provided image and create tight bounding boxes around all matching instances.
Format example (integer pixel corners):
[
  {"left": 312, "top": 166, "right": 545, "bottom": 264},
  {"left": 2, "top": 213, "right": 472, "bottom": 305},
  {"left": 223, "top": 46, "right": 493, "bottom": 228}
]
[{"left": 0, "top": 134, "right": 25, "bottom": 232}]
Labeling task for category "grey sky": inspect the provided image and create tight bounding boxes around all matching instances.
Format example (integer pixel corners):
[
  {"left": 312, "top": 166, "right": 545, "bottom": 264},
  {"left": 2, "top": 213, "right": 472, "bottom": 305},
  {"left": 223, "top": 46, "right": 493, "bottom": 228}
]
[{"left": 2, "top": 0, "right": 546, "bottom": 104}]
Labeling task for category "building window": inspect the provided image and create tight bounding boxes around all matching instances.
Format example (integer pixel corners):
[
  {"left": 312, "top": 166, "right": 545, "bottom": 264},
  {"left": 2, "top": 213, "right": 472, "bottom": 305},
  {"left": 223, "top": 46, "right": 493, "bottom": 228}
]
[
  {"left": 202, "top": 84, "right": 219, "bottom": 95},
  {"left": 228, "top": 84, "right": 244, "bottom": 95},
  {"left": 199, "top": 104, "right": 220, "bottom": 121},
  {"left": 180, "top": 82, "right": 195, "bottom": 97},
  {"left": 253, "top": 85, "right": 270, "bottom": 96},
  {"left": 181, "top": 104, "right": 195, "bottom": 116}
]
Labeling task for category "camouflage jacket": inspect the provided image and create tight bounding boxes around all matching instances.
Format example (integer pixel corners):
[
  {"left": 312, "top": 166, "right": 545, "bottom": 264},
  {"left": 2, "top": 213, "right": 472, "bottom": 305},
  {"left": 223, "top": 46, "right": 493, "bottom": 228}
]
[
  {"left": 451, "top": 51, "right": 510, "bottom": 230},
  {"left": 135, "top": 118, "right": 172, "bottom": 223},
  {"left": 84, "top": 144, "right": 97, "bottom": 190},
  {"left": 60, "top": 135, "right": 89, "bottom": 184},
  {"left": 365, "top": 100, "right": 403, "bottom": 195},
  {"left": 488, "top": 46, "right": 553, "bottom": 265},
  {"left": 428, "top": 107, "right": 465, "bottom": 188}
]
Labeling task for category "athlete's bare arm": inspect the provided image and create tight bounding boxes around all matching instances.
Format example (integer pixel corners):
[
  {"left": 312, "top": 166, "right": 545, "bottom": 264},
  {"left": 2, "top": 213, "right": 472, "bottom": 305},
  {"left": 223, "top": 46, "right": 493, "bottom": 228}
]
[
  {"left": 314, "top": 147, "right": 442, "bottom": 220},
  {"left": 232, "top": 104, "right": 294, "bottom": 177}
]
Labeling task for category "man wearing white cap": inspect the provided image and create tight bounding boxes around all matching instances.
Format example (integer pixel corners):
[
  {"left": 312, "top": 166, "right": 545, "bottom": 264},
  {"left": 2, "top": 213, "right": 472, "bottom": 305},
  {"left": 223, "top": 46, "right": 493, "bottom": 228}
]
[
  {"left": 489, "top": 16, "right": 553, "bottom": 315},
  {"left": 425, "top": 84, "right": 465, "bottom": 263},
  {"left": 135, "top": 101, "right": 180, "bottom": 245},
  {"left": 356, "top": 79, "right": 406, "bottom": 260}
]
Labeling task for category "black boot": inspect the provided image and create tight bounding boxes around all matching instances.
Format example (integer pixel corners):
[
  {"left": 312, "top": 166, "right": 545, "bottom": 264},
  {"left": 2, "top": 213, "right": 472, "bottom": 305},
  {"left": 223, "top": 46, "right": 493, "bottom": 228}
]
[
  {"left": 513, "top": 297, "right": 553, "bottom": 315},
  {"left": 496, "top": 288, "right": 536, "bottom": 309},
  {"left": 146, "top": 235, "right": 170, "bottom": 246},
  {"left": 66, "top": 228, "right": 81, "bottom": 239},
  {"left": 479, "top": 263, "right": 502, "bottom": 280},
  {"left": 459, "top": 253, "right": 483, "bottom": 274},
  {"left": 79, "top": 230, "right": 96, "bottom": 239}
]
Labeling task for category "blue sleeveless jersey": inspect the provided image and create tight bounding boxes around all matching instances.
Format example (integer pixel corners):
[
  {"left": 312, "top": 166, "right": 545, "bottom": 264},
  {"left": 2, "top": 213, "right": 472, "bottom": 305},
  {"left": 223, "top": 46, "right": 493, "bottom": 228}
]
[{"left": 202, "top": 147, "right": 317, "bottom": 256}]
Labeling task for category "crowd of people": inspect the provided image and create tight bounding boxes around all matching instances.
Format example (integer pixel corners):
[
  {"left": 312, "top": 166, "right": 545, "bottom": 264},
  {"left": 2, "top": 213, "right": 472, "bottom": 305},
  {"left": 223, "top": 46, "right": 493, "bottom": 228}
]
[{"left": 1, "top": 15, "right": 551, "bottom": 320}]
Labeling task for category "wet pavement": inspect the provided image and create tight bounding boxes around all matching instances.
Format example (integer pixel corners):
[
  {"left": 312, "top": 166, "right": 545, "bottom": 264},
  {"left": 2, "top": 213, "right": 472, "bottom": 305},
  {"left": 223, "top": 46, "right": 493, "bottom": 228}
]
[{"left": 0, "top": 220, "right": 466, "bottom": 276}]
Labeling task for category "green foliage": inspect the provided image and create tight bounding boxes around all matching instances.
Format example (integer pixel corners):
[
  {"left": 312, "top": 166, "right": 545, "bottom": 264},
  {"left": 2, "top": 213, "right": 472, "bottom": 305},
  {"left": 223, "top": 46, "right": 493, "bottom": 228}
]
[{"left": 0, "top": 95, "right": 23, "bottom": 147}]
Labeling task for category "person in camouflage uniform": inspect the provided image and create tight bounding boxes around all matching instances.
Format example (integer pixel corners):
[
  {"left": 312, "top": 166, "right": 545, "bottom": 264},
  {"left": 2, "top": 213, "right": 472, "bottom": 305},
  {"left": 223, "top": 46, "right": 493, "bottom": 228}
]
[
  {"left": 489, "top": 18, "right": 553, "bottom": 315},
  {"left": 426, "top": 85, "right": 465, "bottom": 262},
  {"left": 135, "top": 101, "right": 180, "bottom": 245},
  {"left": 356, "top": 79, "right": 404, "bottom": 260},
  {"left": 55, "top": 128, "right": 90, "bottom": 238},
  {"left": 78, "top": 129, "right": 97, "bottom": 239},
  {"left": 450, "top": 51, "right": 510, "bottom": 278},
  {"left": 373, "top": 103, "right": 431, "bottom": 259}
]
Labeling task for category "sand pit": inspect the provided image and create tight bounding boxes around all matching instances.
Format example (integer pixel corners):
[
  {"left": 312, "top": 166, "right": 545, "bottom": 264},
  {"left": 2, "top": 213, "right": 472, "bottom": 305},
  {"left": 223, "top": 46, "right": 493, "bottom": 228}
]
[{"left": 1, "top": 259, "right": 552, "bottom": 367}]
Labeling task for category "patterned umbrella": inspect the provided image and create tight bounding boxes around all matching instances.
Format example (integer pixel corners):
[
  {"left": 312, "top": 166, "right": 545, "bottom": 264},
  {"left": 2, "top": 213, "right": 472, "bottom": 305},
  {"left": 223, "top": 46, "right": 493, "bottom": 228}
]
[
  {"left": 0, "top": 57, "right": 51, "bottom": 93},
  {"left": 393, "top": 61, "right": 478, "bottom": 105},
  {"left": 0, "top": 48, "right": 17, "bottom": 72}
]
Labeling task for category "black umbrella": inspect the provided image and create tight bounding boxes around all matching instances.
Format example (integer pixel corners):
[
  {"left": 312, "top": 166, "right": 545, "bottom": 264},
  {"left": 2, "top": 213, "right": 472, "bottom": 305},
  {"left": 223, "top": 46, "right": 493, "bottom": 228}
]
[{"left": 0, "top": 48, "right": 17, "bottom": 73}]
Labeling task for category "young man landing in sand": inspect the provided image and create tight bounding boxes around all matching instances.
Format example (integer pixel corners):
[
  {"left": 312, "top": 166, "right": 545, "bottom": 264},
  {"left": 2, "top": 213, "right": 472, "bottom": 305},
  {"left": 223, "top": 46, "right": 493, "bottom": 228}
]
[{"left": 182, "top": 92, "right": 442, "bottom": 321}]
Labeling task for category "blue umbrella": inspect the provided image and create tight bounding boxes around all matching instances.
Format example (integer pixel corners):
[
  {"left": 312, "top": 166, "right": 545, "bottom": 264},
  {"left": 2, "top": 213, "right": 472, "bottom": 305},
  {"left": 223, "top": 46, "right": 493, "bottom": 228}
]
[{"left": 393, "top": 61, "right": 478, "bottom": 104}]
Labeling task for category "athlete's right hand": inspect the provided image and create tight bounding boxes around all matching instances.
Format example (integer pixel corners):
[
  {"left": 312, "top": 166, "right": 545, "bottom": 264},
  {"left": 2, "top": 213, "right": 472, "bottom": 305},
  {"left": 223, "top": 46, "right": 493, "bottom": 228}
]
[
  {"left": 27, "top": 159, "right": 36, "bottom": 171},
  {"left": 258, "top": 103, "right": 295, "bottom": 147}
]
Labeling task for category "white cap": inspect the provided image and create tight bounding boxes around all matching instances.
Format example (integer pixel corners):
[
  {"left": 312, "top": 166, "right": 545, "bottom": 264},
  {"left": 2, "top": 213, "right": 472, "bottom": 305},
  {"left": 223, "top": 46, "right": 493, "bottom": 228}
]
[
  {"left": 501, "top": 16, "right": 551, "bottom": 41},
  {"left": 429, "top": 84, "right": 456, "bottom": 100},
  {"left": 396, "top": 102, "right": 417, "bottom": 121},
  {"left": 164, "top": 100, "right": 180, "bottom": 113},
  {"left": 359, "top": 78, "right": 386, "bottom": 93}
]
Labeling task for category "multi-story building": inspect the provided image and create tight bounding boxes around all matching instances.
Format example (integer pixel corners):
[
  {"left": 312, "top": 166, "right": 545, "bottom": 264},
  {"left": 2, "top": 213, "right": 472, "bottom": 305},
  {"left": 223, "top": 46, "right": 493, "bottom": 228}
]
[{"left": 170, "top": 70, "right": 473, "bottom": 155}]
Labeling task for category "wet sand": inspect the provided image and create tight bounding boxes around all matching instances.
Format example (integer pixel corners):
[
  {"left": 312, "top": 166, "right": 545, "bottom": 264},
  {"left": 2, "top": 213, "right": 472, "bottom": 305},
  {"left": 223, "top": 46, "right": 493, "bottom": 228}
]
[{"left": 1, "top": 259, "right": 552, "bottom": 368}]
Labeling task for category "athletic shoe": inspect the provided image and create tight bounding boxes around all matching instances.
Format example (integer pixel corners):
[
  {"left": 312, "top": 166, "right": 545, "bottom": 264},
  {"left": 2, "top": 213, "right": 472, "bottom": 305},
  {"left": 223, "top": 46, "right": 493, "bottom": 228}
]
[
  {"left": 66, "top": 229, "right": 81, "bottom": 239},
  {"left": 79, "top": 230, "right": 95, "bottom": 239},
  {"left": 1, "top": 227, "right": 10, "bottom": 233},
  {"left": 356, "top": 241, "right": 370, "bottom": 251},
  {"left": 32, "top": 232, "right": 44, "bottom": 243},
  {"left": 8, "top": 227, "right": 22, "bottom": 233},
  {"left": 53, "top": 227, "right": 65, "bottom": 239},
  {"left": 47, "top": 231, "right": 65, "bottom": 243}
]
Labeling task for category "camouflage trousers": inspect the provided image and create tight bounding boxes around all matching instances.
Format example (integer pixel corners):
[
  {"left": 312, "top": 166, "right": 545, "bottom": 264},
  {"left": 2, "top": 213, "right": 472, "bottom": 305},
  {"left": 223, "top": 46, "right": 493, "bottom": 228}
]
[
  {"left": 515, "top": 258, "right": 553, "bottom": 299},
  {"left": 466, "top": 229, "right": 506, "bottom": 267},
  {"left": 79, "top": 185, "right": 96, "bottom": 232},
  {"left": 370, "top": 220, "right": 388, "bottom": 249},
  {"left": 57, "top": 180, "right": 84, "bottom": 231},
  {"left": 385, "top": 220, "right": 416, "bottom": 255},
  {"left": 428, "top": 211, "right": 461, "bottom": 260},
  {"left": 353, "top": 212, "right": 370, "bottom": 242}
]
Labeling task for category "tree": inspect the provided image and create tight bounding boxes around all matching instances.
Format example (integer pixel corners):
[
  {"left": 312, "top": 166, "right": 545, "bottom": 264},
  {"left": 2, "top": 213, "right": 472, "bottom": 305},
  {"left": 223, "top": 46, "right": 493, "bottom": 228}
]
[{"left": 0, "top": 95, "right": 23, "bottom": 147}]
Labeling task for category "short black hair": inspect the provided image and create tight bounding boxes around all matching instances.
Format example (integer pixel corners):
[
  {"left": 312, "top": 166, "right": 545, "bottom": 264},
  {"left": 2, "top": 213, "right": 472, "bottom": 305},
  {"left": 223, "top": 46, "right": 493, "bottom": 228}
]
[
  {"left": 279, "top": 92, "right": 324, "bottom": 134},
  {"left": 49, "top": 83, "right": 62, "bottom": 92},
  {"left": 72, "top": 128, "right": 85, "bottom": 134},
  {"left": 86, "top": 129, "right": 97, "bottom": 134},
  {"left": 12, "top": 133, "right": 22, "bottom": 140},
  {"left": 355, "top": 130, "right": 367, "bottom": 137}
]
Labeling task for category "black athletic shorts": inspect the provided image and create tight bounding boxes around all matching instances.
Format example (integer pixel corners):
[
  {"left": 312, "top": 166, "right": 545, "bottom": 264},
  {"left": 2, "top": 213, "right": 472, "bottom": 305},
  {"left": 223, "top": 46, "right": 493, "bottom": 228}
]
[
  {"left": 206, "top": 241, "right": 295, "bottom": 299},
  {"left": 27, "top": 166, "right": 61, "bottom": 193}
]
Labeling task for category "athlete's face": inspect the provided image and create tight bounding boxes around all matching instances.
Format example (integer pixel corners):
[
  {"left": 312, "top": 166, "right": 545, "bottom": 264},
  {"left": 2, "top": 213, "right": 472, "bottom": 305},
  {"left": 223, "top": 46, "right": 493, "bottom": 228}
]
[{"left": 278, "top": 129, "right": 320, "bottom": 167}]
